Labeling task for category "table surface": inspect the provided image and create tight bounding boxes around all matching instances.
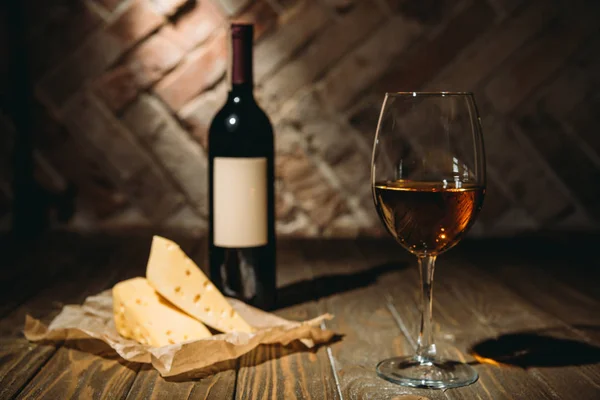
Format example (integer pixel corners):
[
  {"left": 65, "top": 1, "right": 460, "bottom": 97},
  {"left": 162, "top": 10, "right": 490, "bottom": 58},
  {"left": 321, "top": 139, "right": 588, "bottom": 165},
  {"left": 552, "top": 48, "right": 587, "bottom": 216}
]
[{"left": 0, "top": 233, "right": 599, "bottom": 400}]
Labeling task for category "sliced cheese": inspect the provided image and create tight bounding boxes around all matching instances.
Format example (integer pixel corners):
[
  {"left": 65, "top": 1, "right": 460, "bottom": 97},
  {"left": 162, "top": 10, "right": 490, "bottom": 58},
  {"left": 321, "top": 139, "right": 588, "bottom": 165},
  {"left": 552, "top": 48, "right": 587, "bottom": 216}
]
[
  {"left": 113, "top": 277, "right": 211, "bottom": 347},
  {"left": 146, "top": 236, "right": 254, "bottom": 333}
]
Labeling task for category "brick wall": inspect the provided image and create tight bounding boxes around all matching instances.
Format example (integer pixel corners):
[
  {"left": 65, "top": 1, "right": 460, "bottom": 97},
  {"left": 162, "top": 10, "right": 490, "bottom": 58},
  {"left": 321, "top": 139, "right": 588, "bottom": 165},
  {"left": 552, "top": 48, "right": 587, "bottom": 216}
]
[{"left": 1, "top": 0, "right": 599, "bottom": 237}]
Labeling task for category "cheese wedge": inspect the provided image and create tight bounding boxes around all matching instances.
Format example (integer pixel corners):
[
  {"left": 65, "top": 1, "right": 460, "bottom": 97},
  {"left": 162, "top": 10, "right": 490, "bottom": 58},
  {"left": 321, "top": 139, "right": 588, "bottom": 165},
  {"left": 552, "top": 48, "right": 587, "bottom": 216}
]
[
  {"left": 113, "top": 277, "right": 212, "bottom": 346},
  {"left": 146, "top": 236, "right": 254, "bottom": 333}
]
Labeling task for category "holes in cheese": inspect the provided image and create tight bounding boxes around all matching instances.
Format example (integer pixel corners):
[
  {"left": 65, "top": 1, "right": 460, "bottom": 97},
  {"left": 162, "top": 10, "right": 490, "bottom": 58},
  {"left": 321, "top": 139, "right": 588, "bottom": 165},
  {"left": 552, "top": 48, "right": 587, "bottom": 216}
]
[
  {"left": 185, "top": 270, "right": 191, "bottom": 276},
  {"left": 146, "top": 236, "right": 254, "bottom": 333},
  {"left": 112, "top": 277, "right": 211, "bottom": 347},
  {"left": 193, "top": 294, "right": 201, "bottom": 303}
]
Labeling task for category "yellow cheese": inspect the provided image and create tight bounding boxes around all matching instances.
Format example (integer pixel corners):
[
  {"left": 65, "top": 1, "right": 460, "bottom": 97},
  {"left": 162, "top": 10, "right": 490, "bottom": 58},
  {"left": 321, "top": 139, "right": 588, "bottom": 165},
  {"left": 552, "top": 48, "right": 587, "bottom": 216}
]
[
  {"left": 113, "top": 277, "right": 212, "bottom": 347},
  {"left": 146, "top": 236, "right": 254, "bottom": 333}
]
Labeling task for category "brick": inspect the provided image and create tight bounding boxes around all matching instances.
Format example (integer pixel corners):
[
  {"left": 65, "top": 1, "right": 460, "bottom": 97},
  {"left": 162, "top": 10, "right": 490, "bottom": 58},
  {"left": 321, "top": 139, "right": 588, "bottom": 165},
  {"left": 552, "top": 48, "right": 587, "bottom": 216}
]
[
  {"left": 281, "top": 90, "right": 371, "bottom": 173},
  {"left": 93, "top": 0, "right": 126, "bottom": 11},
  {"left": 254, "top": 0, "right": 330, "bottom": 82},
  {"left": 476, "top": 178, "right": 515, "bottom": 226},
  {"left": 373, "top": 1, "right": 494, "bottom": 95},
  {"left": 324, "top": 214, "right": 360, "bottom": 237},
  {"left": 273, "top": 121, "right": 304, "bottom": 155},
  {"left": 94, "top": 207, "right": 151, "bottom": 231},
  {"left": 129, "top": 29, "right": 186, "bottom": 83},
  {"left": 348, "top": 94, "right": 386, "bottom": 146},
  {"left": 48, "top": 150, "right": 129, "bottom": 219},
  {"left": 485, "top": 0, "right": 529, "bottom": 19},
  {"left": 107, "top": 0, "right": 165, "bottom": 47},
  {"left": 384, "top": 0, "right": 453, "bottom": 23},
  {"left": 518, "top": 111, "right": 600, "bottom": 219},
  {"left": 426, "top": 0, "right": 556, "bottom": 91},
  {"left": 276, "top": 208, "right": 318, "bottom": 236},
  {"left": 275, "top": 184, "right": 297, "bottom": 223},
  {"left": 261, "top": 0, "right": 384, "bottom": 111},
  {"left": 553, "top": 208, "right": 596, "bottom": 230},
  {"left": 213, "top": 0, "right": 252, "bottom": 16},
  {"left": 33, "top": 105, "right": 131, "bottom": 219},
  {"left": 484, "top": 12, "right": 597, "bottom": 114},
  {"left": 37, "top": 0, "right": 165, "bottom": 112},
  {"left": 95, "top": 29, "right": 185, "bottom": 111},
  {"left": 318, "top": 15, "right": 423, "bottom": 111},
  {"left": 37, "top": 30, "right": 123, "bottom": 112},
  {"left": 163, "top": 206, "right": 207, "bottom": 235},
  {"left": 95, "top": 67, "right": 140, "bottom": 112},
  {"left": 62, "top": 93, "right": 144, "bottom": 180},
  {"left": 492, "top": 207, "right": 538, "bottom": 232},
  {"left": 27, "top": 2, "right": 103, "bottom": 79},
  {"left": 61, "top": 92, "right": 183, "bottom": 221},
  {"left": 158, "top": 25, "right": 195, "bottom": 50},
  {"left": 234, "top": 0, "right": 278, "bottom": 40},
  {"left": 150, "top": 0, "right": 189, "bottom": 15},
  {"left": 276, "top": 147, "right": 347, "bottom": 228},
  {"left": 173, "top": 0, "right": 225, "bottom": 50},
  {"left": 155, "top": 29, "right": 227, "bottom": 111},
  {"left": 179, "top": 81, "right": 228, "bottom": 149},
  {"left": 123, "top": 94, "right": 209, "bottom": 216},
  {"left": 480, "top": 110, "right": 573, "bottom": 222},
  {"left": 321, "top": 0, "right": 355, "bottom": 13},
  {"left": 533, "top": 36, "right": 600, "bottom": 119}
]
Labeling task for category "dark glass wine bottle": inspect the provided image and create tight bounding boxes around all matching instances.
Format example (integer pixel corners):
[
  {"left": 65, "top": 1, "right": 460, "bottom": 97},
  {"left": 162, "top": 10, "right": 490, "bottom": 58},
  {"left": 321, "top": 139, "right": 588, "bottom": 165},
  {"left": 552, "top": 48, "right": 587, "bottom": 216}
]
[{"left": 208, "top": 24, "right": 276, "bottom": 310}]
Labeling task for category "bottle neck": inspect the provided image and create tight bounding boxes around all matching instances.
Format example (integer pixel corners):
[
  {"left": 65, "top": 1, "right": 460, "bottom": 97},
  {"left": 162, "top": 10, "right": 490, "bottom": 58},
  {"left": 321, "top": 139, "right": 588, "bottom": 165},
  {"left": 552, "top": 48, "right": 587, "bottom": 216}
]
[
  {"left": 228, "top": 84, "right": 254, "bottom": 102},
  {"left": 230, "top": 25, "right": 253, "bottom": 89}
]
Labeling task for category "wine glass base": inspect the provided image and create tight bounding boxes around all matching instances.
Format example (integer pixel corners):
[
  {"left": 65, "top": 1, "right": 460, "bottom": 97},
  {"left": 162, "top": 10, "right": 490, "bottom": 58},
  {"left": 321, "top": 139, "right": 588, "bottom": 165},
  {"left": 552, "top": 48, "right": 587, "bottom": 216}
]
[{"left": 376, "top": 356, "right": 478, "bottom": 389}]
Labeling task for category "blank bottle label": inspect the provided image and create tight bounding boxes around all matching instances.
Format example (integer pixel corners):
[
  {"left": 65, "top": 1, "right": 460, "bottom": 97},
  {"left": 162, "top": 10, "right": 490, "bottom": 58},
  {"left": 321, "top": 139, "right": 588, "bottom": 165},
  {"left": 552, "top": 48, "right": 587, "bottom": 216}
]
[{"left": 213, "top": 157, "right": 268, "bottom": 247}]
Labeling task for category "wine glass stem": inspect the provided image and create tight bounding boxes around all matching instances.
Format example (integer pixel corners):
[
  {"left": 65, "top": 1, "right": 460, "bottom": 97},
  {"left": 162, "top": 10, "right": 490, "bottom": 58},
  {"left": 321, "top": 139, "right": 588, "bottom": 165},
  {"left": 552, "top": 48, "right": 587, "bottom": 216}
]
[{"left": 416, "top": 255, "right": 437, "bottom": 362}]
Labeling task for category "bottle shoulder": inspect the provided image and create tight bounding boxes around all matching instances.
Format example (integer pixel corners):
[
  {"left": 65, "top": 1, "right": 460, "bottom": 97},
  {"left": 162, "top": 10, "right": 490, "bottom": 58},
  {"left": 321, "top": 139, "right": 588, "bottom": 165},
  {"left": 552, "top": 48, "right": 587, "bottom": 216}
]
[{"left": 208, "top": 95, "right": 274, "bottom": 157}]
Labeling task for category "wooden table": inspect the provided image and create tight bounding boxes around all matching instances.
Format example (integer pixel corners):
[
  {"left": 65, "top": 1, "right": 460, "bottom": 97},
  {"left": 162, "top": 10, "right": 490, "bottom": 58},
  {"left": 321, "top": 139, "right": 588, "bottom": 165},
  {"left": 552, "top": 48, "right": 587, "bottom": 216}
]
[{"left": 1, "top": 233, "right": 599, "bottom": 399}]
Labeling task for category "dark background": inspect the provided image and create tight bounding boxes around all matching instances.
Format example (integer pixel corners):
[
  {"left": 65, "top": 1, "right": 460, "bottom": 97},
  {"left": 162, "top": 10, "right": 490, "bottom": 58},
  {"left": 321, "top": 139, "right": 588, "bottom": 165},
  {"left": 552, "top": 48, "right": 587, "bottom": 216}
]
[{"left": 1, "top": 0, "right": 599, "bottom": 239}]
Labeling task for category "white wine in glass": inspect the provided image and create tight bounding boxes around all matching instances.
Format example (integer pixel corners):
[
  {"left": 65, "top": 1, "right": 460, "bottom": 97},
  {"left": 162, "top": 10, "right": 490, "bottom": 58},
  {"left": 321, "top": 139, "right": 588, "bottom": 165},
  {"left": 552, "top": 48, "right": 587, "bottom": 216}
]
[{"left": 372, "top": 92, "right": 486, "bottom": 389}]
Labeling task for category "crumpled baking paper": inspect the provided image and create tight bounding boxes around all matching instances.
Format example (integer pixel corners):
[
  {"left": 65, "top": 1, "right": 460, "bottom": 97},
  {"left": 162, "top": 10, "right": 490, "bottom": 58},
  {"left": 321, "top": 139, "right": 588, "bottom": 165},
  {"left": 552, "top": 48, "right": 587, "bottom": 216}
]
[{"left": 24, "top": 290, "right": 335, "bottom": 377}]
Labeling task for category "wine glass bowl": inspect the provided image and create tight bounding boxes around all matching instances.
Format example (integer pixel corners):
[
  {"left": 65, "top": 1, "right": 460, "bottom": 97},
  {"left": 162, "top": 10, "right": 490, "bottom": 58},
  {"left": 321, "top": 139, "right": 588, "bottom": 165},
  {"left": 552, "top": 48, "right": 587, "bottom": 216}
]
[{"left": 371, "top": 92, "right": 485, "bottom": 389}]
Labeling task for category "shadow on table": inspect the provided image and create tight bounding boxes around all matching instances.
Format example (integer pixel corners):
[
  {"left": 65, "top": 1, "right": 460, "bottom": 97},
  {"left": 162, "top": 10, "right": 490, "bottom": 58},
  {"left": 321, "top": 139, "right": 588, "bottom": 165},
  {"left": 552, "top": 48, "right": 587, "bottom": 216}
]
[
  {"left": 166, "top": 337, "right": 344, "bottom": 382},
  {"left": 276, "top": 261, "right": 408, "bottom": 310},
  {"left": 50, "top": 336, "right": 344, "bottom": 382},
  {"left": 469, "top": 326, "right": 600, "bottom": 368}
]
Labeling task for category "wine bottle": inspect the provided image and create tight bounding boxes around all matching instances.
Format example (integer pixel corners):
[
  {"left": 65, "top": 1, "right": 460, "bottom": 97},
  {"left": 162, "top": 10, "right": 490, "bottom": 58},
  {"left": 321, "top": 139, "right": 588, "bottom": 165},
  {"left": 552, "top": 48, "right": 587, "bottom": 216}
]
[{"left": 208, "top": 24, "right": 276, "bottom": 310}]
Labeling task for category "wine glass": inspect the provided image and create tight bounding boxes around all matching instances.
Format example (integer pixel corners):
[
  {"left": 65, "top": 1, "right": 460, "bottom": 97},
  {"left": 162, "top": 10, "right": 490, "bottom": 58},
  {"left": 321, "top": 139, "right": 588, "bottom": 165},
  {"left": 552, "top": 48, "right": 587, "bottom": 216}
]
[{"left": 371, "top": 92, "right": 485, "bottom": 389}]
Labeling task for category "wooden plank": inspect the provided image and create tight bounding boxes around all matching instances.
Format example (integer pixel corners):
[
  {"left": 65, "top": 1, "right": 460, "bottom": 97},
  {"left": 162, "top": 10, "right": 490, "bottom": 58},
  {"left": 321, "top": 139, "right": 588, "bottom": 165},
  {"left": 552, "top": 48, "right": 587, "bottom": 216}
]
[
  {"left": 0, "top": 339, "right": 56, "bottom": 400},
  {"left": 372, "top": 250, "right": 559, "bottom": 399},
  {"left": 0, "top": 236, "right": 150, "bottom": 400},
  {"left": 436, "top": 248, "right": 600, "bottom": 400},
  {"left": 11, "top": 239, "right": 149, "bottom": 399},
  {"left": 458, "top": 235, "right": 600, "bottom": 344},
  {"left": 459, "top": 236, "right": 599, "bottom": 303},
  {"left": 234, "top": 240, "right": 337, "bottom": 399},
  {"left": 482, "top": 260, "right": 600, "bottom": 344},
  {"left": 125, "top": 363, "right": 236, "bottom": 400},
  {"left": 15, "top": 340, "right": 140, "bottom": 400},
  {"left": 349, "top": 240, "right": 551, "bottom": 400},
  {"left": 300, "top": 239, "right": 448, "bottom": 400}
]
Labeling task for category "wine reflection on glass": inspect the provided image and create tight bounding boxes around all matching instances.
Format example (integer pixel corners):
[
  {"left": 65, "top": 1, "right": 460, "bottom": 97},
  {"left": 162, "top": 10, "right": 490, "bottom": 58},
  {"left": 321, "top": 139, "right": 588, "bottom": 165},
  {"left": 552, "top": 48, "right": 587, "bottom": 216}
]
[{"left": 371, "top": 92, "right": 486, "bottom": 389}]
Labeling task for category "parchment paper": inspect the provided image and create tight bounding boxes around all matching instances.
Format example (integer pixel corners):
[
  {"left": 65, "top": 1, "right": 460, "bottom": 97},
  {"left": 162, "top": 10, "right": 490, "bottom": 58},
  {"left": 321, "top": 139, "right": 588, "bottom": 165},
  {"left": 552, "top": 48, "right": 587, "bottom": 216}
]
[{"left": 24, "top": 290, "right": 335, "bottom": 377}]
